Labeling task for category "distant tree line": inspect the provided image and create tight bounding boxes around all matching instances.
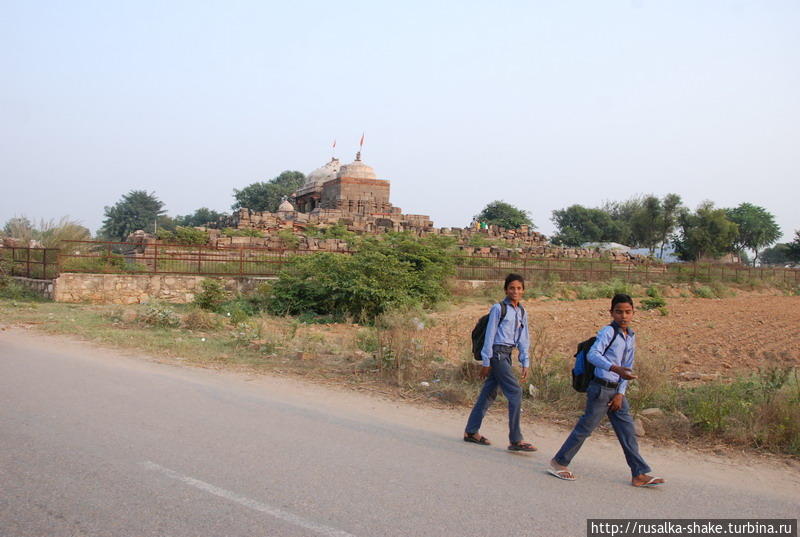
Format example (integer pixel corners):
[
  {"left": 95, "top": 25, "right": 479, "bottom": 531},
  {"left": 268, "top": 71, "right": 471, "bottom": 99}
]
[{"left": 547, "top": 194, "right": 785, "bottom": 265}]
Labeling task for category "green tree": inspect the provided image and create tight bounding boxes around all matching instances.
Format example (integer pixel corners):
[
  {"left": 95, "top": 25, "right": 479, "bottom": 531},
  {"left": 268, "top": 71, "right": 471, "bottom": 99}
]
[
  {"left": 787, "top": 230, "right": 800, "bottom": 263},
  {"left": 657, "top": 194, "right": 682, "bottom": 258},
  {"left": 628, "top": 196, "right": 663, "bottom": 254},
  {"left": 3, "top": 216, "right": 34, "bottom": 240},
  {"left": 475, "top": 201, "right": 534, "bottom": 230},
  {"left": 174, "top": 208, "right": 226, "bottom": 228},
  {"left": 759, "top": 244, "right": 791, "bottom": 265},
  {"left": 100, "top": 190, "right": 166, "bottom": 241},
  {"left": 602, "top": 197, "right": 643, "bottom": 245},
  {"left": 550, "top": 205, "right": 621, "bottom": 246},
  {"left": 726, "top": 203, "right": 782, "bottom": 266},
  {"left": 232, "top": 171, "right": 305, "bottom": 212},
  {"left": 673, "top": 202, "right": 739, "bottom": 261}
]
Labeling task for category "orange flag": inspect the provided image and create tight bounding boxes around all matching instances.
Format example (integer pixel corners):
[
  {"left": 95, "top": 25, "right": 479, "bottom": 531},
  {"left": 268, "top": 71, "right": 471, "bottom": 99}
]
[{"left": 359, "top": 133, "right": 365, "bottom": 147}]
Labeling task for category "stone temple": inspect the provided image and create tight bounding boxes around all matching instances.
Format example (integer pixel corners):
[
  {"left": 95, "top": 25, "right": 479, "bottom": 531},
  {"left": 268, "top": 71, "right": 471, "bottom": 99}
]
[{"left": 227, "top": 152, "right": 433, "bottom": 233}]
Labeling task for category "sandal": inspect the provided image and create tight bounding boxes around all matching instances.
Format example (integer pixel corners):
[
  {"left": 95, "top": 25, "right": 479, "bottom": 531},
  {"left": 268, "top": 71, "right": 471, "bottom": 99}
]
[
  {"left": 508, "top": 441, "right": 537, "bottom": 452},
  {"left": 547, "top": 468, "right": 576, "bottom": 481},
  {"left": 463, "top": 433, "right": 491, "bottom": 445},
  {"left": 632, "top": 475, "right": 664, "bottom": 487}
]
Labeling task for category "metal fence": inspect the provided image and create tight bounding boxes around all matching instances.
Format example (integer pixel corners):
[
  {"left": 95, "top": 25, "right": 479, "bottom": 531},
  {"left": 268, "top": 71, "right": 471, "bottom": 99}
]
[
  {"left": 0, "top": 247, "right": 60, "bottom": 279},
  {"left": 58, "top": 240, "right": 354, "bottom": 277},
  {"left": 453, "top": 255, "right": 800, "bottom": 285},
  {"left": 5, "top": 241, "right": 799, "bottom": 286}
]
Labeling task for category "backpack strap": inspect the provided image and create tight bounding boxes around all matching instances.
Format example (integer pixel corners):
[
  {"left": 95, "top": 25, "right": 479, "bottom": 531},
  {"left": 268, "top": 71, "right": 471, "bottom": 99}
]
[
  {"left": 601, "top": 324, "right": 620, "bottom": 356},
  {"left": 498, "top": 302, "right": 507, "bottom": 326}
]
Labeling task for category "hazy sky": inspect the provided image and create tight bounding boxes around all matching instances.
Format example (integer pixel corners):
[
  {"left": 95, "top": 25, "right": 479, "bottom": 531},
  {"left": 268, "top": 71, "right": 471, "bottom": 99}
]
[{"left": 2, "top": 1, "right": 798, "bottom": 241}]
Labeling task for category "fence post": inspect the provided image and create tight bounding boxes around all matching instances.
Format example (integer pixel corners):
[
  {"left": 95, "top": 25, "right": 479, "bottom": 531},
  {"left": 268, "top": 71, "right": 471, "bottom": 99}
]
[
  {"left": 153, "top": 241, "right": 158, "bottom": 273},
  {"left": 197, "top": 246, "right": 202, "bottom": 274},
  {"left": 239, "top": 247, "right": 244, "bottom": 276},
  {"left": 26, "top": 247, "right": 31, "bottom": 278}
]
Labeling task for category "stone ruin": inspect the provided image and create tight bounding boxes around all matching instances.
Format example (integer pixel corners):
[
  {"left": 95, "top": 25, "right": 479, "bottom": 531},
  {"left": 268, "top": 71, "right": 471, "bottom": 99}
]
[{"left": 120, "top": 152, "right": 652, "bottom": 265}]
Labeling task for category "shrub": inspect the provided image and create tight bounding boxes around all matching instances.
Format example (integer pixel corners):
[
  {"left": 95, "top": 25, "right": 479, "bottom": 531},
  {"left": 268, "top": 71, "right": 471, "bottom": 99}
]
[
  {"left": 138, "top": 303, "right": 181, "bottom": 328},
  {"left": 692, "top": 285, "right": 715, "bottom": 299},
  {"left": 183, "top": 308, "right": 223, "bottom": 331},
  {"left": 219, "top": 299, "right": 257, "bottom": 324},
  {"left": 277, "top": 230, "right": 300, "bottom": 249},
  {"left": 194, "top": 279, "right": 231, "bottom": 311},
  {"left": 269, "top": 234, "right": 455, "bottom": 322},
  {"left": 641, "top": 296, "right": 667, "bottom": 310},
  {"left": 157, "top": 226, "right": 209, "bottom": 245},
  {"left": 222, "top": 227, "right": 262, "bottom": 238}
]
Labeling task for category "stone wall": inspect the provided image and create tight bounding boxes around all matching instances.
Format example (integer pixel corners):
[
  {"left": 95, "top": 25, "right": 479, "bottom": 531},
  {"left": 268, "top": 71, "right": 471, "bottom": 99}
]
[
  {"left": 53, "top": 273, "right": 274, "bottom": 304},
  {"left": 9, "top": 276, "right": 55, "bottom": 300}
]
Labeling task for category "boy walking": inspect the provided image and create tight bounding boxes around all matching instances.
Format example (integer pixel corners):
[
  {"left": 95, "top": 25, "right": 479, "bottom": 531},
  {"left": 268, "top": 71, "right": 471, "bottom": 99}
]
[
  {"left": 549, "top": 293, "right": 664, "bottom": 487},
  {"left": 464, "top": 273, "right": 536, "bottom": 452}
]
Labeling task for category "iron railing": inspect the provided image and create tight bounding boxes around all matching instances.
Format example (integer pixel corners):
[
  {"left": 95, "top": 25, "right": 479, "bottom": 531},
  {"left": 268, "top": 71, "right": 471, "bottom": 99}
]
[
  {"left": 3, "top": 241, "right": 797, "bottom": 286},
  {"left": 0, "top": 247, "right": 60, "bottom": 279}
]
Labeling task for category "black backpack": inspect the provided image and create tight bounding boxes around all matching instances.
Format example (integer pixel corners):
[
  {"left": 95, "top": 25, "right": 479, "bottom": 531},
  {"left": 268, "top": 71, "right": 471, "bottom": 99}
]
[
  {"left": 471, "top": 302, "right": 521, "bottom": 361},
  {"left": 571, "top": 325, "right": 619, "bottom": 392}
]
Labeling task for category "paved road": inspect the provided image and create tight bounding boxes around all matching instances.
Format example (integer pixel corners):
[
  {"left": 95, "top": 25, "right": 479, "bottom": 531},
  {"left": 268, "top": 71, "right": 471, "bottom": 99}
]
[{"left": 1, "top": 329, "right": 798, "bottom": 537}]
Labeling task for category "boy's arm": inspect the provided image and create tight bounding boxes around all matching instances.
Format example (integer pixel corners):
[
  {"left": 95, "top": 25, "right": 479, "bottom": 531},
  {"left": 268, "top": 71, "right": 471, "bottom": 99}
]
[
  {"left": 480, "top": 305, "right": 500, "bottom": 367},
  {"left": 517, "top": 310, "right": 530, "bottom": 368},
  {"left": 587, "top": 326, "right": 615, "bottom": 371}
]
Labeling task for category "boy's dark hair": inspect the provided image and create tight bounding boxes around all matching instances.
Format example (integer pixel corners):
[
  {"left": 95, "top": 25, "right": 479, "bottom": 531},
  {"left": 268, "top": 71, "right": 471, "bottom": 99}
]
[
  {"left": 504, "top": 273, "right": 525, "bottom": 290},
  {"left": 611, "top": 293, "right": 634, "bottom": 309}
]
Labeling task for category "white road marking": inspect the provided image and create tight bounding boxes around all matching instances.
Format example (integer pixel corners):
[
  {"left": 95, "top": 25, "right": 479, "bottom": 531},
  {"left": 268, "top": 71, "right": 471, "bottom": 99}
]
[{"left": 140, "top": 461, "right": 357, "bottom": 537}]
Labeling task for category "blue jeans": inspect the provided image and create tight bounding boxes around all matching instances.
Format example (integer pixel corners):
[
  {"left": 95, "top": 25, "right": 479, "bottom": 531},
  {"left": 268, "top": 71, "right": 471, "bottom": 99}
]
[
  {"left": 554, "top": 381, "right": 651, "bottom": 477},
  {"left": 465, "top": 346, "right": 523, "bottom": 444}
]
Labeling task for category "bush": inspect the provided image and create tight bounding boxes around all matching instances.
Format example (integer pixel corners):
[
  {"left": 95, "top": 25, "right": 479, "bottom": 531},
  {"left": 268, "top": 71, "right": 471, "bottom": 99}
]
[
  {"left": 692, "top": 285, "right": 715, "bottom": 299},
  {"left": 194, "top": 279, "right": 231, "bottom": 311},
  {"left": 219, "top": 299, "right": 257, "bottom": 324},
  {"left": 222, "top": 227, "right": 262, "bottom": 238},
  {"left": 0, "top": 279, "right": 44, "bottom": 301},
  {"left": 138, "top": 303, "right": 181, "bottom": 328},
  {"left": 269, "top": 234, "right": 455, "bottom": 322},
  {"left": 641, "top": 296, "right": 667, "bottom": 310},
  {"left": 277, "top": 230, "right": 300, "bottom": 249},
  {"left": 157, "top": 226, "right": 210, "bottom": 245},
  {"left": 183, "top": 308, "right": 223, "bottom": 331}
]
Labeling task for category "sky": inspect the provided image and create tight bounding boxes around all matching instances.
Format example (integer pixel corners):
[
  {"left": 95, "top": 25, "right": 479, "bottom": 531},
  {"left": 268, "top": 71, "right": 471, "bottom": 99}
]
[{"left": 1, "top": 0, "right": 798, "bottom": 241}]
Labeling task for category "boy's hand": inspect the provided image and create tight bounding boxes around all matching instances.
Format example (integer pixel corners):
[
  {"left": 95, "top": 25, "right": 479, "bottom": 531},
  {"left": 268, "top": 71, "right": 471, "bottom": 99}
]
[
  {"left": 520, "top": 366, "right": 529, "bottom": 381},
  {"left": 611, "top": 365, "right": 637, "bottom": 380},
  {"left": 608, "top": 393, "right": 624, "bottom": 411},
  {"left": 479, "top": 366, "right": 491, "bottom": 379}
]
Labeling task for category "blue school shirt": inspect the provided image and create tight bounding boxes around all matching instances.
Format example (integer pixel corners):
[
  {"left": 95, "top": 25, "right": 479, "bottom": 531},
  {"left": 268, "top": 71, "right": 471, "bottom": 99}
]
[
  {"left": 480, "top": 298, "right": 530, "bottom": 368},
  {"left": 588, "top": 321, "right": 635, "bottom": 394}
]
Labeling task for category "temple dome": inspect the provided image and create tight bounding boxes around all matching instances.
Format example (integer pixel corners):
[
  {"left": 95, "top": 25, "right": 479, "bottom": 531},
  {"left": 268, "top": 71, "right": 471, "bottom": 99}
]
[
  {"left": 302, "top": 157, "right": 341, "bottom": 190},
  {"left": 278, "top": 199, "right": 295, "bottom": 212},
  {"left": 337, "top": 152, "right": 377, "bottom": 180}
]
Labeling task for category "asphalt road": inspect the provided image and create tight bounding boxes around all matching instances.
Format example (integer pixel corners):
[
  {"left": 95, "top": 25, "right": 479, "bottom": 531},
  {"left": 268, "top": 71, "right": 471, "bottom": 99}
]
[{"left": 1, "top": 329, "right": 798, "bottom": 537}]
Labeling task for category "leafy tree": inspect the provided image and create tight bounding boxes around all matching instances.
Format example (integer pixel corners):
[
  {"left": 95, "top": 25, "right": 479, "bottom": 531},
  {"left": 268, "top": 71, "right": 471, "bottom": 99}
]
[
  {"left": 629, "top": 196, "right": 663, "bottom": 254},
  {"left": 475, "top": 201, "right": 534, "bottom": 230},
  {"left": 3, "top": 216, "right": 34, "bottom": 239},
  {"left": 100, "top": 190, "right": 166, "bottom": 241},
  {"left": 602, "top": 197, "right": 643, "bottom": 245},
  {"left": 232, "top": 171, "right": 305, "bottom": 212},
  {"left": 673, "top": 202, "right": 738, "bottom": 261},
  {"left": 657, "top": 194, "right": 682, "bottom": 258},
  {"left": 726, "top": 203, "right": 781, "bottom": 266},
  {"left": 787, "top": 230, "right": 800, "bottom": 263},
  {"left": 759, "top": 244, "right": 791, "bottom": 266},
  {"left": 550, "top": 205, "right": 621, "bottom": 246},
  {"left": 174, "top": 208, "right": 226, "bottom": 228},
  {"left": 1, "top": 216, "right": 90, "bottom": 247}
]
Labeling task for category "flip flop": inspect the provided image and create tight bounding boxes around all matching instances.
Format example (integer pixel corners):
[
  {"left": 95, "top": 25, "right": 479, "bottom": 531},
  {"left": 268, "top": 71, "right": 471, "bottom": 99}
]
[
  {"left": 632, "top": 476, "right": 664, "bottom": 487},
  {"left": 547, "top": 468, "right": 576, "bottom": 481},
  {"left": 463, "top": 434, "right": 491, "bottom": 445},
  {"left": 508, "top": 442, "right": 537, "bottom": 452}
]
